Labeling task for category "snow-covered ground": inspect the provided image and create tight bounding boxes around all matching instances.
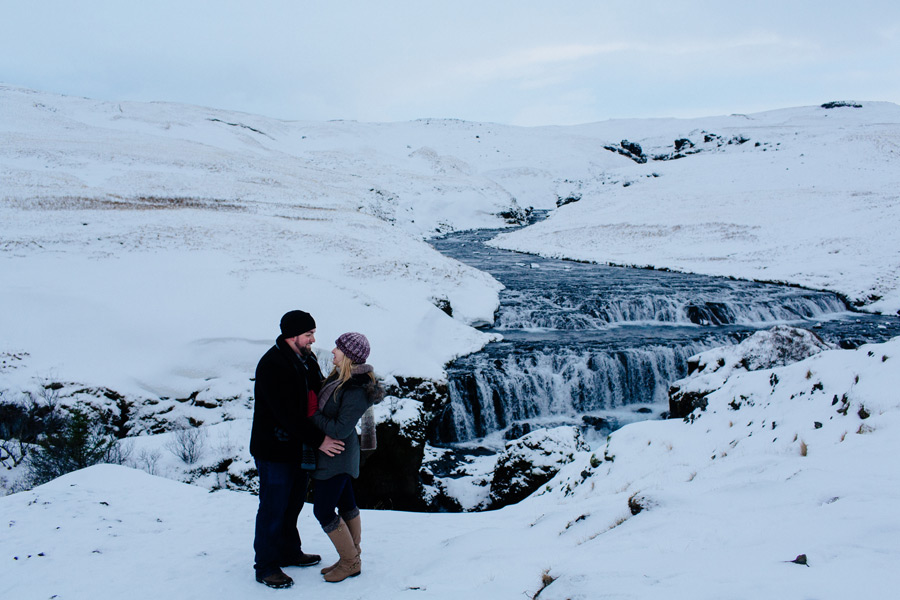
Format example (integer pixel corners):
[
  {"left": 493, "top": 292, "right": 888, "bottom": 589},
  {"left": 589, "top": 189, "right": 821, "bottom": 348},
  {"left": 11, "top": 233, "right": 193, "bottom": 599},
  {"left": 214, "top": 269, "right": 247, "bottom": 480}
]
[
  {"left": 2, "top": 85, "right": 900, "bottom": 596},
  {"left": 3, "top": 336, "right": 898, "bottom": 599}
]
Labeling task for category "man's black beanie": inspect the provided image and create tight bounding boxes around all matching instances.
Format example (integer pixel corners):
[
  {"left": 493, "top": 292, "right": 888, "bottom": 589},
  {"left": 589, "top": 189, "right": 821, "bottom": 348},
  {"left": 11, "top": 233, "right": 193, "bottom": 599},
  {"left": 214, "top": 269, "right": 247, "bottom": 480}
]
[{"left": 280, "top": 310, "right": 316, "bottom": 338}]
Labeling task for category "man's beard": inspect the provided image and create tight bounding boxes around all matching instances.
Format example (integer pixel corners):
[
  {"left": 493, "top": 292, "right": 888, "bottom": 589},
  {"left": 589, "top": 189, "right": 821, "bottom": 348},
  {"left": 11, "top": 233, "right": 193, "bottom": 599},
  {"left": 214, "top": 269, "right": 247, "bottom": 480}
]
[{"left": 288, "top": 338, "right": 313, "bottom": 356}]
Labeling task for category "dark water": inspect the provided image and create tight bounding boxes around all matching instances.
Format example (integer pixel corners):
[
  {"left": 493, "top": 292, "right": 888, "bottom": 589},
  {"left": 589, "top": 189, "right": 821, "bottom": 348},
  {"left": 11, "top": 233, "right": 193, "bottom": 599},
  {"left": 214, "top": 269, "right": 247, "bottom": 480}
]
[{"left": 429, "top": 225, "right": 900, "bottom": 446}]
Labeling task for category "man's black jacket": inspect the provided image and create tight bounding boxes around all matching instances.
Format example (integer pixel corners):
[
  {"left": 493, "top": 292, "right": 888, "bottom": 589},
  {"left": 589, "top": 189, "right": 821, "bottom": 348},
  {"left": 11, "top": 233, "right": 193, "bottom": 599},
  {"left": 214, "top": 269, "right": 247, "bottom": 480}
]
[{"left": 250, "top": 335, "right": 325, "bottom": 462}]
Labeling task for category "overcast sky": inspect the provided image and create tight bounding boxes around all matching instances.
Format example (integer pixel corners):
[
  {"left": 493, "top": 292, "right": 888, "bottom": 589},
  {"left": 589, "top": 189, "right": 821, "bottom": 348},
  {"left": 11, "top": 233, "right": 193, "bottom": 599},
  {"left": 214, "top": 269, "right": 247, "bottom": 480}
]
[{"left": 2, "top": 1, "right": 899, "bottom": 126}]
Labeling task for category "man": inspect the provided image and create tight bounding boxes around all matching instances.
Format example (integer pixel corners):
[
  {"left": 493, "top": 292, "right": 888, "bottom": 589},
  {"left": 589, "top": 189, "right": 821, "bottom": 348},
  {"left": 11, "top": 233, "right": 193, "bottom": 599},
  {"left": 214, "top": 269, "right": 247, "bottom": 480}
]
[{"left": 250, "top": 310, "right": 345, "bottom": 589}]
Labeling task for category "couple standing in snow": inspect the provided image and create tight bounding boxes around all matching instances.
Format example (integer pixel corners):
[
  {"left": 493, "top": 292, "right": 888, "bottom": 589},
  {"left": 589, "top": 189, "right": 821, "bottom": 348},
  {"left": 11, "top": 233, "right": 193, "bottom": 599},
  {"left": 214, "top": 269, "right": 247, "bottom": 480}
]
[{"left": 249, "top": 309, "right": 384, "bottom": 589}]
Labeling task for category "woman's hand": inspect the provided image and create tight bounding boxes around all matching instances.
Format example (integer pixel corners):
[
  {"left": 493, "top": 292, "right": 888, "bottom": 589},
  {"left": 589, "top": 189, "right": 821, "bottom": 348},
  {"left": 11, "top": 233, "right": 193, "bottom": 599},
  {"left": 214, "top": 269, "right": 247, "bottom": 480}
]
[{"left": 318, "top": 435, "right": 345, "bottom": 457}]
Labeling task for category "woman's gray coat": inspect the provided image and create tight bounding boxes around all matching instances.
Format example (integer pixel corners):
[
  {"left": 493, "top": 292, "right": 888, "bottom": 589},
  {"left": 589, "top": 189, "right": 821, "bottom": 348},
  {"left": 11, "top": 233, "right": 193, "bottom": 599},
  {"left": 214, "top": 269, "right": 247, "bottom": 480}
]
[{"left": 311, "top": 371, "right": 382, "bottom": 480}]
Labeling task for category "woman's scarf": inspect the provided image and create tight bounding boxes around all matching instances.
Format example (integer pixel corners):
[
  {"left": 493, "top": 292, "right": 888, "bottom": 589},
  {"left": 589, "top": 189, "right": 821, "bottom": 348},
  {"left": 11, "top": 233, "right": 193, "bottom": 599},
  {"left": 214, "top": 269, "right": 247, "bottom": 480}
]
[{"left": 317, "top": 363, "right": 374, "bottom": 410}]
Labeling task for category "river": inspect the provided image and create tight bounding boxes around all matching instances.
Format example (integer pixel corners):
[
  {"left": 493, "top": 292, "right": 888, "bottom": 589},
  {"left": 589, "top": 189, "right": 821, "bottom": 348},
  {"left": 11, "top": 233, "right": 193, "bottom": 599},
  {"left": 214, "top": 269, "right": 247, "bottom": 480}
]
[{"left": 428, "top": 223, "right": 900, "bottom": 448}]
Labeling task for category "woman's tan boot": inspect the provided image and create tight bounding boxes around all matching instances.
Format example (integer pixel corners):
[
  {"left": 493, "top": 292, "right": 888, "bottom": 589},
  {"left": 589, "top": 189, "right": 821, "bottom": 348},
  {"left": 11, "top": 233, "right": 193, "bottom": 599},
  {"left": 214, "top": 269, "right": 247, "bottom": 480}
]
[
  {"left": 321, "top": 514, "right": 361, "bottom": 575},
  {"left": 323, "top": 520, "right": 361, "bottom": 582}
]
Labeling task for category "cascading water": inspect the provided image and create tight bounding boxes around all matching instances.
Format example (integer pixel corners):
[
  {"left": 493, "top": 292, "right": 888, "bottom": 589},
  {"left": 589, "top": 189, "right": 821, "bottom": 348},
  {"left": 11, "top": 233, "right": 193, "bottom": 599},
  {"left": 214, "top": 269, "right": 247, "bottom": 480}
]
[
  {"left": 497, "top": 289, "right": 849, "bottom": 328},
  {"left": 443, "top": 342, "right": 705, "bottom": 442},
  {"left": 429, "top": 221, "right": 900, "bottom": 446}
]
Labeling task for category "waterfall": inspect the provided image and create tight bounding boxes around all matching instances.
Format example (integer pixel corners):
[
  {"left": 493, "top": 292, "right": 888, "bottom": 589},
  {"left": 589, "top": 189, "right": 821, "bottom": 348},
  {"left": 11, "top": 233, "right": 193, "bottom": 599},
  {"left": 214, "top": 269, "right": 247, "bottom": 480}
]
[
  {"left": 496, "top": 289, "right": 850, "bottom": 330},
  {"left": 428, "top": 225, "right": 898, "bottom": 446},
  {"left": 441, "top": 342, "right": 707, "bottom": 443}
]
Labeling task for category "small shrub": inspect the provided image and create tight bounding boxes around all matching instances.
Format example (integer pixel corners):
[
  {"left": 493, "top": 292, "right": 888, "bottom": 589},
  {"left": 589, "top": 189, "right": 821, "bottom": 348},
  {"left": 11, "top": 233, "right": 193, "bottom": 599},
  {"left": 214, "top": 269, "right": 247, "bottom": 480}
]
[
  {"left": 1, "top": 385, "right": 68, "bottom": 470},
  {"left": 165, "top": 423, "right": 206, "bottom": 464},
  {"left": 26, "top": 405, "right": 122, "bottom": 487},
  {"left": 132, "top": 448, "right": 164, "bottom": 476}
]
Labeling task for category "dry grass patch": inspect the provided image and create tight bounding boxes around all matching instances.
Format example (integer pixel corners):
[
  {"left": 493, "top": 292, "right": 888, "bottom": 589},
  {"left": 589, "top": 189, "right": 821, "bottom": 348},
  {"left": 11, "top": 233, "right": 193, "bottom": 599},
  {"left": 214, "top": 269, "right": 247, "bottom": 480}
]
[{"left": 9, "top": 195, "right": 246, "bottom": 211}]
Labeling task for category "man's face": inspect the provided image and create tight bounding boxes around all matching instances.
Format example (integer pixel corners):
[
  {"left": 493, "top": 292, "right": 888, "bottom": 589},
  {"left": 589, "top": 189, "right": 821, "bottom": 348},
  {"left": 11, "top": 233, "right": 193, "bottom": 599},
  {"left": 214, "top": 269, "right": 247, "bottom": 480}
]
[{"left": 288, "top": 329, "right": 316, "bottom": 355}]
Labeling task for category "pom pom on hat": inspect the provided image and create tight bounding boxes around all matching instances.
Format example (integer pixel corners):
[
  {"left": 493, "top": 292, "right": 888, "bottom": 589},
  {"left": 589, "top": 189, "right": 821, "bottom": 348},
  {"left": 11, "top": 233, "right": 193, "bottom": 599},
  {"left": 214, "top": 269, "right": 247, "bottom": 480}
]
[{"left": 336, "top": 332, "right": 370, "bottom": 364}]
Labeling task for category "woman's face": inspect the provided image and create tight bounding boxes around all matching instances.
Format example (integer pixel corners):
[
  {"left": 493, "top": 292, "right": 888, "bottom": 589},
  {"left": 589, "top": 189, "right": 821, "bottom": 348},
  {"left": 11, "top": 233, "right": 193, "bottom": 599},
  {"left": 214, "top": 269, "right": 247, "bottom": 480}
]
[{"left": 331, "top": 346, "right": 346, "bottom": 366}]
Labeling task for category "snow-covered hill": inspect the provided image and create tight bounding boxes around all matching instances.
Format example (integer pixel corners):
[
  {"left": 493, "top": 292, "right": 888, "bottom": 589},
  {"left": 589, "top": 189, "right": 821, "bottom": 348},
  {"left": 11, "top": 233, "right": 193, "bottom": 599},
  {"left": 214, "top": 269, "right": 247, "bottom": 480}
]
[
  {"left": 3, "top": 88, "right": 899, "bottom": 403},
  {"left": 3, "top": 336, "right": 898, "bottom": 599},
  {"left": 3, "top": 85, "right": 900, "bottom": 496},
  {"left": 490, "top": 103, "right": 900, "bottom": 315},
  {"left": 2, "top": 84, "right": 517, "bottom": 398},
  {"left": 3, "top": 87, "right": 899, "bottom": 402}
]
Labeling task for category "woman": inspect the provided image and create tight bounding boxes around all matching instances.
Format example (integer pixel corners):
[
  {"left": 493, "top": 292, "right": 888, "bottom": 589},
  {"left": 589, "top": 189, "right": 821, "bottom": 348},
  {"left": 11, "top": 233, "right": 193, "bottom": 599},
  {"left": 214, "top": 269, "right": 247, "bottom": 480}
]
[{"left": 311, "top": 332, "right": 383, "bottom": 583}]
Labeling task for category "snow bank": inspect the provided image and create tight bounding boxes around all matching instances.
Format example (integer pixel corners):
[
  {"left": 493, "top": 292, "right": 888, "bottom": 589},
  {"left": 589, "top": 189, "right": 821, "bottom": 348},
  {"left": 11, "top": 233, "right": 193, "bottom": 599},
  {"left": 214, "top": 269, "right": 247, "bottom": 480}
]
[
  {"left": 3, "top": 337, "right": 899, "bottom": 598},
  {"left": 532, "top": 336, "right": 900, "bottom": 598}
]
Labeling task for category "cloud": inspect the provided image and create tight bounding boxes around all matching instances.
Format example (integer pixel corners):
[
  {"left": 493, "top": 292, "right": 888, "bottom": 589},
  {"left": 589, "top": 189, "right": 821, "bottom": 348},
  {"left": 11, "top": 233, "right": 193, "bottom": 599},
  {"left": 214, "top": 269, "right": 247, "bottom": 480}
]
[
  {"left": 454, "top": 43, "right": 629, "bottom": 83},
  {"left": 1, "top": 1, "right": 898, "bottom": 125}
]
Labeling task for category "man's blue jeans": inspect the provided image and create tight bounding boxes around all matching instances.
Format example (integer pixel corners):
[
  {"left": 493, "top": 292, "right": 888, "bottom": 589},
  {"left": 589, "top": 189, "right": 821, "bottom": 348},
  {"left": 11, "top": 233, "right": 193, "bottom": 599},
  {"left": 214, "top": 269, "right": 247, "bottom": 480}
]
[{"left": 253, "top": 459, "right": 310, "bottom": 577}]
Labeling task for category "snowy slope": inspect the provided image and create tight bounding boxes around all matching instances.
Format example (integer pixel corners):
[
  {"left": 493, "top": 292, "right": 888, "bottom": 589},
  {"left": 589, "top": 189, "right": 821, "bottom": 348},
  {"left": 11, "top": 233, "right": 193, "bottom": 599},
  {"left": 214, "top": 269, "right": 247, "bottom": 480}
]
[
  {"left": 489, "top": 103, "right": 900, "bottom": 315},
  {"left": 1, "top": 85, "right": 511, "bottom": 398},
  {"left": 3, "top": 87, "right": 899, "bottom": 405},
  {"left": 2, "top": 336, "right": 899, "bottom": 599}
]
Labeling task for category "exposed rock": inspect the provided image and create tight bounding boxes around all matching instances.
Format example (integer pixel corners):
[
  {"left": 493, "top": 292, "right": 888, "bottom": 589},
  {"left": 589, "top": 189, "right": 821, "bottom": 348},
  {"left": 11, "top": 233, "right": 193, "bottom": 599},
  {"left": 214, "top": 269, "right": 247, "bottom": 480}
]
[
  {"left": 821, "top": 101, "right": 862, "bottom": 109},
  {"left": 497, "top": 204, "right": 533, "bottom": 225},
  {"left": 354, "top": 377, "right": 450, "bottom": 511},
  {"left": 667, "top": 389, "right": 711, "bottom": 420},
  {"left": 419, "top": 444, "right": 495, "bottom": 512},
  {"left": 603, "top": 139, "right": 648, "bottom": 164},
  {"left": 674, "top": 138, "right": 695, "bottom": 152},
  {"left": 685, "top": 302, "right": 736, "bottom": 325},
  {"left": 355, "top": 419, "right": 429, "bottom": 511},
  {"left": 620, "top": 139, "right": 645, "bottom": 158},
  {"left": 488, "top": 426, "right": 589, "bottom": 509},
  {"left": 581, "top": 414, "right": 615, "bottom": 435},
  {"left": 504, "top": 421, "right": 534, "bottom": 440},
  {"left": 556, "top": 194, "right": 581, "bottom": 208},
  {"left": 431, "top": 296, "right": 453, "bottom": 317},
  {"left": 668, "top": 325, "right": 833, "bottom": 419}
]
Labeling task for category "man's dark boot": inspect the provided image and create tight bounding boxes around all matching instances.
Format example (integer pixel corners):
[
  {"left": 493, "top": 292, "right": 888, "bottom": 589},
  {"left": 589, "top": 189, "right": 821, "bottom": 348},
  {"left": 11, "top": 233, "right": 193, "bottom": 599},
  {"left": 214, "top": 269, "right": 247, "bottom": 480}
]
[
  {"left": 282, "top": 551, "right": 321, "bottom": 567},
  {"left": 256, "top": 569, "right": 294, "bottom": 589}
]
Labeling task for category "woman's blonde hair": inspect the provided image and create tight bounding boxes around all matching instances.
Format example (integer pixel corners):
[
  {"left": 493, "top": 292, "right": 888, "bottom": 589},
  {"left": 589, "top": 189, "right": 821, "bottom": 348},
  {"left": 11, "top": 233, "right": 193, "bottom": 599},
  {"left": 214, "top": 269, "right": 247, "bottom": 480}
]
[
  {"left": 330, "top": 353, "right": 377, "bottom": 387},
  {"left": 332, "top": 354, "right": 354, "bottom": 384}
]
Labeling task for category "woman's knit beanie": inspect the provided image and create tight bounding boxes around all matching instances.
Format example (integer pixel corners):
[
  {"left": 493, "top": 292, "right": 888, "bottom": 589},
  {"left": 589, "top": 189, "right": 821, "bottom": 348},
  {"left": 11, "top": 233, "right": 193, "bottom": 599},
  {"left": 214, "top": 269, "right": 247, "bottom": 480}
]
[{"left": 336, "top": 332, "right": 370, "bottom": 364}]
